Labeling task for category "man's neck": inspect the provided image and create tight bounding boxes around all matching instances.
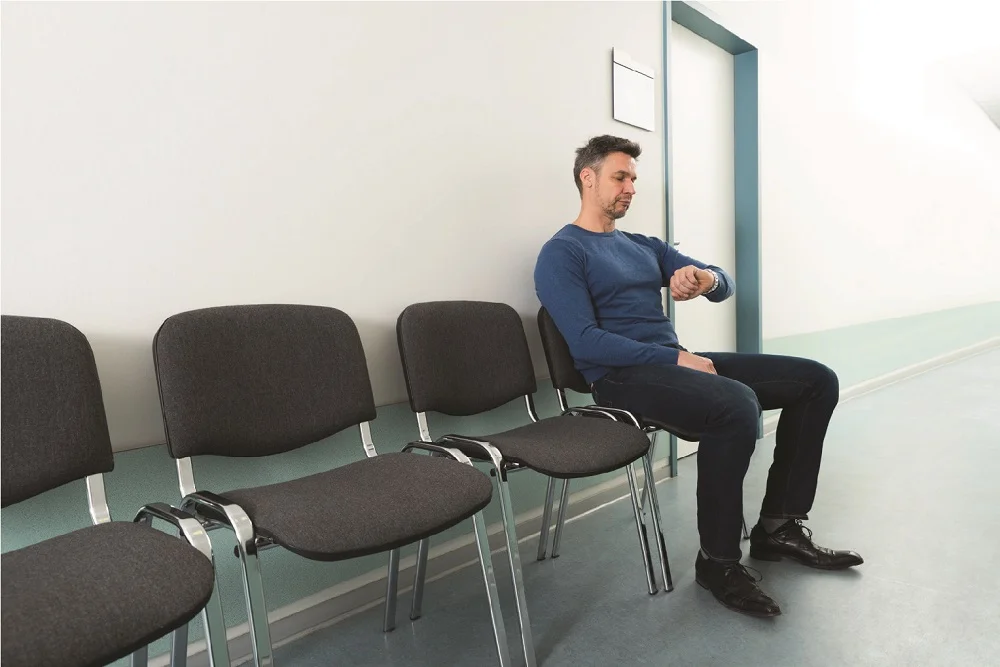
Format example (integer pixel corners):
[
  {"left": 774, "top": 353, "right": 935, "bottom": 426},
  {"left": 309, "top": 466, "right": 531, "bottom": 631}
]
[{"left": 573, "top": 208, "right": 616, "bottom": 234}]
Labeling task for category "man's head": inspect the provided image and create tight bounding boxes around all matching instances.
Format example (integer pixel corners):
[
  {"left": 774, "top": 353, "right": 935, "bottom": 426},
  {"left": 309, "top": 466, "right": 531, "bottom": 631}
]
[{"left": 573, "top": 135, "right": 641, "bottom": 221}]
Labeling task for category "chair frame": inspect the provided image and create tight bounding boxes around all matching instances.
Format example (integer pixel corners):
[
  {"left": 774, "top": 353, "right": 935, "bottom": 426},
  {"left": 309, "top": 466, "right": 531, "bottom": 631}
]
[
  {"left": 171, "top": 425, "right": 512, "bottom": 667},
  {"left": 391, "top": 393, "right": 674, "bottom": 667},
  {"left": 534, "top": 307, "right": 752, "bottom": 555},
  {"left": 1, "top": 314, "right": 230, "bottom": 667},
  {"left": 78, "top": 473, "right": 232, "bottom": 667}
]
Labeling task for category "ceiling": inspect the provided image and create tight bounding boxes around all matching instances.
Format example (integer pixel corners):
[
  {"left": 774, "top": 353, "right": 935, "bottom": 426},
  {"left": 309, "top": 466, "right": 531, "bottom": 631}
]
[
  {"left": 852, "top": 0, "right": 1000, "bottom": 130},
  {"left": 944, "top": 52, "right": 1000, "bottom": 130}
]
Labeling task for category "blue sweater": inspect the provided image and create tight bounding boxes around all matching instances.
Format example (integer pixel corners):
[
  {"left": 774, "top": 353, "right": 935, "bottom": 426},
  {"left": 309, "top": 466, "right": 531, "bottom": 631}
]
[{"left": 533, "top": 224, "right": 734, "bottom": 384}]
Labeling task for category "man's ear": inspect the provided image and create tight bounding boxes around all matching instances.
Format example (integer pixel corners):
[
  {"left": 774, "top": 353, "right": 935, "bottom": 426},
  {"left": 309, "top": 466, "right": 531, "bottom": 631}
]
[{"left": 581, "top": 167, "right": 595, "bottom": 190}]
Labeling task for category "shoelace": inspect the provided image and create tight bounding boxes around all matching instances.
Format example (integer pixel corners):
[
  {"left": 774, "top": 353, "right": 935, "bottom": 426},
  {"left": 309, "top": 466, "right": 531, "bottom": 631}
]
[
  {"left": 725, "top": 562, "right": 763, "bottom": 584},
  {"left": 783, "top": 519, "right": 813, "bottom": 541}
]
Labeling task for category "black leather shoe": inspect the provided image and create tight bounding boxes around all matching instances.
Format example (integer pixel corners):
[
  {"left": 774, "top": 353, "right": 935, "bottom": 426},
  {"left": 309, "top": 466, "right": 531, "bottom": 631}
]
[
  {"left": 695, "top": 552, "right": 782, "bottom": 618},
  {"left": 749, "top": 520, "right": 864, "bottom": 570}
]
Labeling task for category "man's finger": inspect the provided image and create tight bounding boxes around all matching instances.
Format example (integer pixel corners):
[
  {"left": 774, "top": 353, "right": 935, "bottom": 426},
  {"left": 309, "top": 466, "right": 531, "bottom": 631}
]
[{"left": 671, "top": 277, "right": 691, "bottom": 293}]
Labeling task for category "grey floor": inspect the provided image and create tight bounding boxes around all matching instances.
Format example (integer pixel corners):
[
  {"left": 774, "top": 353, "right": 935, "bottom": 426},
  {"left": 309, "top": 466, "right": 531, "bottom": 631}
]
[{"left": 272, "top": 349, "right": 1000, "bottom": 666}]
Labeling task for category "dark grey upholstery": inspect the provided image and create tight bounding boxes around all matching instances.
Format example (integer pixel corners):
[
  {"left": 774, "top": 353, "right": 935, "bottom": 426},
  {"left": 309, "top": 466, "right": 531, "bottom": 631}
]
[
  {"left": 396, "top": 299, "right": 651, "bottom": 473},
  {"left": 224, "top": 452, "right": 493, "bottom": 560},
  {"left": 537, "top": 307, "right": 591, "bottom": 395},
  {"left": 1, "top": 520, "right": 216, "bottom": 667},
  {"left": 397, "top": 301, "right": 537, "bottom": 416},
  {"left": 1, "top": 315, "right": 114, "bottom": 507},
  {"left": 475, "top": 415, "right": 650, "bottom": 479},
  {"left": 154, "top": 304, "right": 378, "bottom": 458}
]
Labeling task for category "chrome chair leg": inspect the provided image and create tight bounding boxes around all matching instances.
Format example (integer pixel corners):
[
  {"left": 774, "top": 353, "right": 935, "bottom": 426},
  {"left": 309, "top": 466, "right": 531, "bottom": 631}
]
[
  {"left": 669, "top": 432, "right": 679, "bottom": 478},
  {"left": 131, "top": 645, "right": 148, "bottom": 667},
  {"left": 180, "top": 496, "right": 272, "bottom": 667},
  {"left": 625, "top": 462, "right": 657, "bottom": 595},
  {"left": 496, "top": 474, "right": 537, "bottom": 667},
  {"left": 537, "top": 477, "right": 556, "bottom": 561},
  {"left": 410, "top": 538, "right": 430, "bottom": 620},
  {"left": 383, "top": 548, "right": 401, "bottom": 632},
  {"left": 471, "top": 511, "right": 514, "bottom": 667},
  {"left": 137, "top": 504, "right": 230, "bottom": 667},
  {"left": 550, "top": 479, "right": 571, "bottom": 558},
  {"left": 201, "top": 575, "right": 231, "bottom": 667},
  {"left": 641, "top": 453, "right": 673, "bottom": 592},
  {"left": 235, "top": 543, "right": 274, "bottom": 666},
  {"left": 640, "top": 432, "right": 658, "bottom": 515},
  {"left": 170, "top": 624, "right": 188, "bottom": 667}
]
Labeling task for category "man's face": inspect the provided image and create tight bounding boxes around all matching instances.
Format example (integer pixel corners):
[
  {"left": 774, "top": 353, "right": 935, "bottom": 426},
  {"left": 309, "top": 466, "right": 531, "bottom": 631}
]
[{"left": 588, "top": 151, "right": 637, "bottom": 220}]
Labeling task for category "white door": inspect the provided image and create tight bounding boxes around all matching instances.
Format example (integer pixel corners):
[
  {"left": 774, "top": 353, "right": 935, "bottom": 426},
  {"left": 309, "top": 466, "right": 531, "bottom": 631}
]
[{"left": 669, "top": 21, "right": 737, "bottom": 458}]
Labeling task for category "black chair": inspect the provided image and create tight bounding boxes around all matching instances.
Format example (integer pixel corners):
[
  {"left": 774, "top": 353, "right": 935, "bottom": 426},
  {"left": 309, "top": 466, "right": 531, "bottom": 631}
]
[
  {"left": 396, "top": 300, "right": 674, "bottom": 667},
  {"left": 152, "top": 304, "right": 512, "bottom": 667},
  {"left": 536, "top": 306, "right": 751, "bottom": 547},
  {"left": 1, "top": 315, "right": 230, "bottom": 667}
]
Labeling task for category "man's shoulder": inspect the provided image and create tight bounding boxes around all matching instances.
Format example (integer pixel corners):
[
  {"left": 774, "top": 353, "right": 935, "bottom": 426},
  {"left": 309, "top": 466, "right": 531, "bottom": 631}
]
[
  {"left": 619, "top": 230, "right": 664, "bottom": 249},
  {"left": 538, "top": 226, "right": 586, "bottom": 258}
]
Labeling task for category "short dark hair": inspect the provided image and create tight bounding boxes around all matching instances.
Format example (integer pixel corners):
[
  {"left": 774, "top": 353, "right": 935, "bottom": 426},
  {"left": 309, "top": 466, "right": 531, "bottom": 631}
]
[{"left": 573, "top": 135, "right": 641, "bottom": 194}]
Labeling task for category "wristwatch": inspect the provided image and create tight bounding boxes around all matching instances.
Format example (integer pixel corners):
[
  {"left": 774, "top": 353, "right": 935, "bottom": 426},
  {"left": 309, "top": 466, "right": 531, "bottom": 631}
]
[{"left": 703, "top": 270, "right": 719, "bottom": 295}]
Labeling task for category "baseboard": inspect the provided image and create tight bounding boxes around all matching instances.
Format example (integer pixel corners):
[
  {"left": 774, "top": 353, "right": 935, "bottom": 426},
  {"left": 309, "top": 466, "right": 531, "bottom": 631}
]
[
  {"left": 162, "top": 336, "right": 999, "bottom": 667},
  {"left": 835, "top": 336, "right": 999, "bottom": 403}
]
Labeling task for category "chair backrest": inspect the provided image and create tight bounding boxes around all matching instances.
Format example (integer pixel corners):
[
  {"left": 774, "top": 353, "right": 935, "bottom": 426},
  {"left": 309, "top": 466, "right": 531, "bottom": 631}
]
[
  {"left": 537, "top": 306, "right": 591, "bottom": 395},
  {"left": 1, "top": 315, "right": 115, "bottom": 507},
  {"left": 397, "top": 301, "right": 537, "bottom": 416},
  {"left": 153, "top": 304, "right": 377, "bottom": 459}
]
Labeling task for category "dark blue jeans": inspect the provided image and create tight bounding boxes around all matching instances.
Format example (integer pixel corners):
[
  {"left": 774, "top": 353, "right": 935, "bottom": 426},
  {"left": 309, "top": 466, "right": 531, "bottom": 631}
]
[{"left": 592, "top": 353, "right": 840, "bottom": 562}]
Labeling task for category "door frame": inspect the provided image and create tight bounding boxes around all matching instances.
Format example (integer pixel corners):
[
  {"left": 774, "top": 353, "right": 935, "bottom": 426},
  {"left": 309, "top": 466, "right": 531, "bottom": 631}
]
[
  {"left": 662, "top": 0, "right": 761, "bottom": 356},
  {"left": 661, "top": 2, "right": 762, "bottom": 455}
]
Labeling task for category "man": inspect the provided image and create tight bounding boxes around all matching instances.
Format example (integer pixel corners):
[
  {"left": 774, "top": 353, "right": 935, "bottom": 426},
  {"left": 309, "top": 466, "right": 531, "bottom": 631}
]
[{"left": 533, "top": 135, "right": 862, "bottom": 618}]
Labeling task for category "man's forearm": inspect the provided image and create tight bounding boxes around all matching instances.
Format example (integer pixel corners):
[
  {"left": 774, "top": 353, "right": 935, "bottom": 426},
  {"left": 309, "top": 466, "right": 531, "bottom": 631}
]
[{"left": 571, "top": 325, "right": 681, "bottom": 368}]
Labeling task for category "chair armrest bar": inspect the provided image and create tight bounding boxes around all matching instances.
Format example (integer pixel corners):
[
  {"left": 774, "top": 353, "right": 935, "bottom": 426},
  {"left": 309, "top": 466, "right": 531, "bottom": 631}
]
[
  {"left": 436, "top": 434, "right": 505, "bottom": 470},
  {"left": 180, "top": 491, "right": 269, "bottom": 555},
  {"left": 403, "top": 441, "right": 474, "bottom": 465},
  {"left": 567, "top": 404, "right": 643, "bottom": 429},
  {"left": 561, "top": 406, "right": 619, "bottom": 421},
  {"left": 133, "top": 502, "right": 214, "bottom": 560}
]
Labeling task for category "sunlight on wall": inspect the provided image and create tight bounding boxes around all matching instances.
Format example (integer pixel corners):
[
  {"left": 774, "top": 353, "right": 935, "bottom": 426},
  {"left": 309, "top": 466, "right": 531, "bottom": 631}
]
[{"left": 848, "top": 0, "right": 1000, "bottom": 154}]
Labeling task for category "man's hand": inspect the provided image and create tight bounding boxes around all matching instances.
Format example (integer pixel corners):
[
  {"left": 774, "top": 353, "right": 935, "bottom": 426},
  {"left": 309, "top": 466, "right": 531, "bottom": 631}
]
[
  {"left": 670, "top": 265, "right": 715, "bottom": 301},
  {"left": 677, "top": 350, "right": 717, "bottom": 374}
]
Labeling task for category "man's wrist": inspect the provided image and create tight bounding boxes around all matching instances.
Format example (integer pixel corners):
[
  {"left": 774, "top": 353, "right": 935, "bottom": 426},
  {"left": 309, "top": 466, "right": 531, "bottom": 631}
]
[{"left": 701, "top": 269, "right": 719, "bottom": 295}]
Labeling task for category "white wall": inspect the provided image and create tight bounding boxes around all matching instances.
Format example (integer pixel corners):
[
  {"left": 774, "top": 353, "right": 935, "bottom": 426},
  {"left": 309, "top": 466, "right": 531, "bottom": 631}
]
[
  {"left": 4, "top": 0, "right": 998, "bottom": 450},
  {"left": 707, "top": 0, "right": 1000, "bottom": 339},
  {"left": 1, "top": 1, "right": 666, "bottom": 450}
]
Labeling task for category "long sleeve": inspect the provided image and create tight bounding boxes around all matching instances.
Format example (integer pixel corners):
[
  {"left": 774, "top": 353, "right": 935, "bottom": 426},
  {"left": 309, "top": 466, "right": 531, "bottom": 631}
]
[
  {"left": 654, "top": 238, "right": 735, "bottom": 302},
  {"left": 534, "top": 239, "right": 681, "bottom": 369}
]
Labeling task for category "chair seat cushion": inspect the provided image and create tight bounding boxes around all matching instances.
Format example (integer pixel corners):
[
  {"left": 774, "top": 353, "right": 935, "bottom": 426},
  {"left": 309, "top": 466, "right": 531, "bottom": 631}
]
[
  {"left": 640, "top": 418, "right": 700, "bottom": 442},
  {"left": 1, "top": 522, "right": 215, "bottom": 667},
  {"left": 222, "top": 452, "right": 493, "bottom": 561},
  {"left": 473, "top": 414, "right": 650, "bottom": 478}
]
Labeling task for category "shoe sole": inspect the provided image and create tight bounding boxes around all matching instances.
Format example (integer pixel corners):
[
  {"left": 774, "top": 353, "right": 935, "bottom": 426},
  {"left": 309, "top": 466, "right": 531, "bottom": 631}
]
[
  {"left": 695, "top": 574, "right": 782, "bottom": 618},
  {"left": 749, "top": 546, "right": 864, "bottom": 570}
]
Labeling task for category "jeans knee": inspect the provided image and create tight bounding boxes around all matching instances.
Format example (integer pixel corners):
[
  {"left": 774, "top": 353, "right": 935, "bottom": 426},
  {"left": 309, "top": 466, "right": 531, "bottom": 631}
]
[
  {"left": 719, "top": 385, "right": 761, "bottom": 436},
  {"left": 811, "top": 362, "right": 840, "bottom": 400}
]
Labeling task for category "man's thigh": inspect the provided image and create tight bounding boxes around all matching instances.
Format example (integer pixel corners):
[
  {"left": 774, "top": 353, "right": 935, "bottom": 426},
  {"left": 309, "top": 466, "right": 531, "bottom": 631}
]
[
  {"left": 592, "top": 363, "right": 759, "bottom": 438},
  {"left": 697, "top": 352, "right": 838, "bottom": 410}
]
